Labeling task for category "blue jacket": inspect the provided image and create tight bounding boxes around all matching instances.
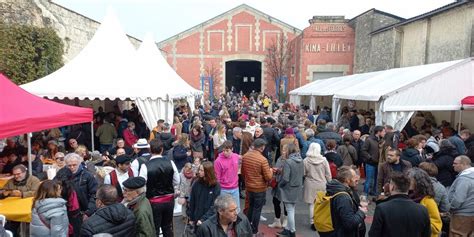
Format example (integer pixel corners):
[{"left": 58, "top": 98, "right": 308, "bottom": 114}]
[{"left": 302, "top": 137, "right": 326, "bottom": 158}]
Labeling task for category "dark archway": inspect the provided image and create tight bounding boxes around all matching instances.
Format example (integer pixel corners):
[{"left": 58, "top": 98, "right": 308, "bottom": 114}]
[{"left": 225, "top": 60, "right": 261, "bottom": 96}]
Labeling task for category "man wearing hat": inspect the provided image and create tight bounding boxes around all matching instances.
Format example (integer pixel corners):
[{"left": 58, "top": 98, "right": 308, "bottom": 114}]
[
  {"left": 131, "top": 138, "right": 151, "bottom": 175},
  {"left": 122, "top": 177, "right": 156, "bottom": 237},
  {"left": 104, "top": 155, "right": 134, "bottom": 201}
]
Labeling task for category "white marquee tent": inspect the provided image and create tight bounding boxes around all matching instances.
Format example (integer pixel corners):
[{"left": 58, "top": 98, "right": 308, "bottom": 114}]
[
  {"left": 135, "top": 34, "right": 203, "bottom": 130},
  {"left": 290, "top": 58, "right": 474, "bottom": 131},
  {"left": 21, "top": 9, "right": 202, "bottom": 130}
]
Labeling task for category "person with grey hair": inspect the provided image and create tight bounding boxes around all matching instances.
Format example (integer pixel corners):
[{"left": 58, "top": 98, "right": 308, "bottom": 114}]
[
  {"left": 302, "top": 128, "right": 326, "bottom": 158},
  {"left": 196, "top": 194, "right": 252, "bottom": 237},
  {"left": 81, "top": 185, "right": 136, "bottom": 236},
  {"left": 231, "top": 127, "right": 242, "bottom": 154},
  {"left": 64, "top": 152, "right": 98, "bottom": 220},
  {"left": 316, "top": 122, "right": 342, "bottom": 145},
  {"left": 448, "top": 155, "right": 474, "bottom": 236}
]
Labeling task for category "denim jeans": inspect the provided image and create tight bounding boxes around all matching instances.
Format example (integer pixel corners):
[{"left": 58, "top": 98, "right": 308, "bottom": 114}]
[
  {"left": 221, "top": 188, "right": 240, "bottom": 213},
  {"left": 284, "top": 202, "right": 296, "bottom": 232},
  {"left": 246, "top": 191, "right": 266, "bottom": 234},
  {"left": 364, "top": 163, "right": 378, "bottom": 195},
  {"left": 99, "top": 144, "right": 112, "bottom": 153}
]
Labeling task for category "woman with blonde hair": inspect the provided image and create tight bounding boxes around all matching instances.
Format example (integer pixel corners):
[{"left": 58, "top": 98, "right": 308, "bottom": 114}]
[
  {"left": 303, "top": 142, "right": 331, "bottom": 229},
  {"left": 212, "top": 124, "right": 227, "bottom": 159},
  {"left": 30, "top": 180, "right": 69, "bottom": 236}
]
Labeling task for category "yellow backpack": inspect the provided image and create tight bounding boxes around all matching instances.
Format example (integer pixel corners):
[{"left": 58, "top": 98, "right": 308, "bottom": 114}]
[{"left": 313, "top": 191, "right": 350, "bottom": 232}]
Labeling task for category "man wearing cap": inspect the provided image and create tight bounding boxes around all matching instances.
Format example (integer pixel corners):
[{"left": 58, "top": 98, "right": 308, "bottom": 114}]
[
  {"left": 104, "top": 155, "right": 135, "bottom": 201},
  {"left": 131, "top": 139, "right": 152, "bottom": 175},
  {"left": 122, "top": 177, "right": 156, "bottom": 237},
  {"left": 139, "top": 139, "right": 180, "bottom": 237}
]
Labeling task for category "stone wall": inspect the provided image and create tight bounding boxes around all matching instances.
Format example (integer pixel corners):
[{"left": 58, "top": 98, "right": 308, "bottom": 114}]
[
  {"left": 0, "top": 0, "right": 141, "bottom": 63},
  {"left": 351, "top": 10, "right": 403, "bottom": 73},
  {"left": 368, "top": 30, "right": 397, "bottom": 71}
]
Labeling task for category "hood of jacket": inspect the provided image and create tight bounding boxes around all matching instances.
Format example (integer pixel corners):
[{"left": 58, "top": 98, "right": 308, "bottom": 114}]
[
  {"left": 436, "top": 147, "right": 459, "bottom": 158},
  {"left": 35, "top": 198, "right": 67, "bottom": 218},
  {"left": 288, "top": 152, "right": 303, "bottom": 163},
  {"left": 403, "top": 148, "right": 419, "bottom": 157},
  {"left": 459, "top": 167, "right": 474, "bottom": 179},
  {"left": 306, "top": 153, "right": 326, "bottom": 165},
  {"left": 159, "top": 132, "right": 173, "bottom": 141},
  {"left": 326, "top": 179, "right": 351, "bottom": 195},
  {"left": 96, "top": 203, "right": 131, "bottom": 224}
]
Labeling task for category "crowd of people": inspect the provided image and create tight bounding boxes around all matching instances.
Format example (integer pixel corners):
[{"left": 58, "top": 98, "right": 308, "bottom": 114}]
[{"left": 0, "top": 91, "right": 473, "bottom": 237}]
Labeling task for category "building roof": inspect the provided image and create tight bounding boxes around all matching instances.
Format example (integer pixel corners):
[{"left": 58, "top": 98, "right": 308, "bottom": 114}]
[
  {"left": 370, "top": 0, "right": 470, "bottom": 35},
  {"left": 348, "top": 8, "right": 405, "bottom": 23},
  {"left": 158, "top": 4, "right": 302, "bottom": 46}
]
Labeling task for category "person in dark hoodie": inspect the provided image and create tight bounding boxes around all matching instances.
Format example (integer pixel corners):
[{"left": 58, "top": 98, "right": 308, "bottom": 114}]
[
  {"left": 401, "top": 138, "right": 423, "bottom": 167},
  {"left": 80, "top": 184, "right": 136, "bottom": 236},
  {"left": 156, "top": 123, "right": 174, "bottom": 156},
  {"left": 318, "top": 166, "right": 366, "bottom": 237},
  {"left": 429, "top": 140, "right": 458, "bottom": 187}
]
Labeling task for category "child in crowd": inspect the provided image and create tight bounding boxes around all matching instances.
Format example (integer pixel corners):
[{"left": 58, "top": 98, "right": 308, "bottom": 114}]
[{"left": 178, "top": 163, "right": 195, "bottom": 221}]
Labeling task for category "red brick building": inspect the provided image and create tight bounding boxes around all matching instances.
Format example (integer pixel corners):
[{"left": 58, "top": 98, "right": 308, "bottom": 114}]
[{"left": 158, "top": 4, "right": 355, "bottom": 99}]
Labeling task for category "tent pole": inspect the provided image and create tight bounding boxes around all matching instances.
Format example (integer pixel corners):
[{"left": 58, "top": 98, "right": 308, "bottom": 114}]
[
  {"left": 91, "top": 121, "right": 95, "bottom": 152},
  {"left": 27, "top": 133, "right": 32, "bottom": 176},
  {"left": 458, "top": 108, "right": 463, "bottom": 133}
]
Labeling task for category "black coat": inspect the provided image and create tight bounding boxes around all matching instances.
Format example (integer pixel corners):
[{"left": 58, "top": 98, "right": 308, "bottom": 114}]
[
  {"left": 319, "top": 180, "right": 365, "bottom": 237},
  {"left": 196, "top": 213, "right": 252, "bottom": 237},
  {"left": 401, "top": 148, "right": 422, "bottom": 167},
  {"left": 80, "top": 203, "right": 136, "bottom": 237},
  {"left": 368, "top": 194, "right": 431, "bottom": 237},
  {"left": 72, "top": 166, "right": 98, "bottom": 216},
  {"left": 188, "top": 180, "right": 221, "bottom": 222},
  {"left": 431, "top": 147, "right": 458, "bottom": 187}
]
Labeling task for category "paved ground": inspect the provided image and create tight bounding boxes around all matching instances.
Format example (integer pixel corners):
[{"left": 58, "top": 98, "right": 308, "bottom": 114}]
[{"left": 173, "top": 180, "right": 375, "bottom": 237}]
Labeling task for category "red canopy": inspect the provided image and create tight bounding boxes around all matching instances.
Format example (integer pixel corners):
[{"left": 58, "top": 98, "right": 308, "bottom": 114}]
[
  {"left": 461, "top": 96, "right": 474, "bottom": 105},
  {"left": 0, "top": 74, "right": 93, "bottom": 139}
]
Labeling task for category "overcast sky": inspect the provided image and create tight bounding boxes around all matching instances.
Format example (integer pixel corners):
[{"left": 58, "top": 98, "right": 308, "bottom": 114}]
[{"left": 53, "top": 0, "right": 454, "bottom": 42}]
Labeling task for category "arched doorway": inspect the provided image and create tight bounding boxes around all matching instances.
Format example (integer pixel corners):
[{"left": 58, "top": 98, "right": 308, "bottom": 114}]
[{"left": 225, "top": 60, "right": 261, "bottom": 96}]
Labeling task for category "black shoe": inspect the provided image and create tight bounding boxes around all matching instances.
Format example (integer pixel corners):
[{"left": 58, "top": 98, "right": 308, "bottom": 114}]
[
  {"left": 289, "top": 231, "right": 295, "bottom": 237},
  {"left": 310, "top": 224, "right": 316, "bottom": 231},
  {"left": 277, "top": 229, "right": 290, "bottom": 236}
]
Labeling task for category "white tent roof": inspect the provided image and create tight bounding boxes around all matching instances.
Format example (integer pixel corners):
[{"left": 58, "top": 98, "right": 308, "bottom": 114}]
[
  {"left": 136, "top": 35, "right": 203, "bottom": 99},
  {"left": 21, "top": 9, "right": 174, "bottom": 100},
  {"left": 289, "top": 71, "right": 381, "bottom": 96},
  {"left": 334, "top": 59, "right": 472, "bottom": 104}
]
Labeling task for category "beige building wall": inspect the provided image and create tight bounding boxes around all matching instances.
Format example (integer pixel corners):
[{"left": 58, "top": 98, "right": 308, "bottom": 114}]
[
  {"left": 427, "top": 5, "right": 473, "bottom": 64},
  {"left": 400, "top": 20, "right": 428, "bottom": 67}
]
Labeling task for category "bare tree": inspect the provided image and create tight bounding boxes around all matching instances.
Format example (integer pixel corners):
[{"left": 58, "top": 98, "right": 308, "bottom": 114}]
[{"left": 264, "top": 33, "right": 294, "bottom": 102}]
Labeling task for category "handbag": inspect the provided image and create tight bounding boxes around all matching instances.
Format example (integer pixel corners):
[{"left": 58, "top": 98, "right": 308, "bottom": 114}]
[{"left": 270, "top": 177, "right": 278, "bottom": 189}]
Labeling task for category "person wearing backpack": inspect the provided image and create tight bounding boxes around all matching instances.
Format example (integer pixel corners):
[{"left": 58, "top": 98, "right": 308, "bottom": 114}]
[{"left": 314, "top": 166, "right": 366, "bottom": 237}]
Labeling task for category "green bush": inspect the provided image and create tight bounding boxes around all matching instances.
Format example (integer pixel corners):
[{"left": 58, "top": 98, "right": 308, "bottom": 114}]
[{"left": 0, "top": 22, "right": 63, "bottom": 85}]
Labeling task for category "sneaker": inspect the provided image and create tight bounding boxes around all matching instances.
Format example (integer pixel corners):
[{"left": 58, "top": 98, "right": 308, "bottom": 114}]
[
  {"left": 310, "top": 224, "right": 316, "bottom": 231},
  {"left": 277, "top": 229, "right": 290, "bottom": 236},
  {"left": 260, "top": 215, "right": 267, "bottom": 221},
  {"left": 268, "top": 218, "right": 282, "bottom": 228}
]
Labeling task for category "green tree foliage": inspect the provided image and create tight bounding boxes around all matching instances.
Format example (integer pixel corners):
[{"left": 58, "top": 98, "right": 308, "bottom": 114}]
[{"left": 0, "top": 22, "right": 63, "bottom": 84}]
